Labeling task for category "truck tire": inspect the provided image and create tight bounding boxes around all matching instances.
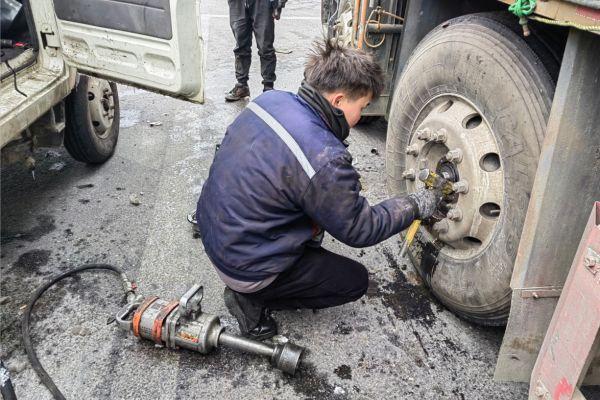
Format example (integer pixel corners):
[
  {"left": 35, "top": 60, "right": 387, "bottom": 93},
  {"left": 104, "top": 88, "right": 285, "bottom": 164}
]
[
  {"left": 64, "top": 75, "right": 119, "bottom": 164},
  {"left": 386, "top": 13, "right": 555, "bottom": 325}
]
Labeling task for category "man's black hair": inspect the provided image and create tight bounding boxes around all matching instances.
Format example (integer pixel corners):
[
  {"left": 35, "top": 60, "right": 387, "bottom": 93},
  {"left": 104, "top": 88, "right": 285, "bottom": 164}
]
[{"left": 304, "top": 39, "right": 384, "bottom": 100}]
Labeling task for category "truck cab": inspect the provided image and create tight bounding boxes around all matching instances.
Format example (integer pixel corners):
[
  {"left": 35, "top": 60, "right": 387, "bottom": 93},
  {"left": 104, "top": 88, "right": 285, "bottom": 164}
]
[{"left": 0, "top": 0, "right": 205, "bottom": 166}]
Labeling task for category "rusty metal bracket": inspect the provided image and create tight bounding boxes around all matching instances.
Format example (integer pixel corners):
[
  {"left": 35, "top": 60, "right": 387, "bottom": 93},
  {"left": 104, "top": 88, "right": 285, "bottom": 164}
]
[
  {"left": 518, "top": 287, "right": 562, "bottom": 299},
  {"left": 528, "top": 202, "right": 600, "bottom": 400}
]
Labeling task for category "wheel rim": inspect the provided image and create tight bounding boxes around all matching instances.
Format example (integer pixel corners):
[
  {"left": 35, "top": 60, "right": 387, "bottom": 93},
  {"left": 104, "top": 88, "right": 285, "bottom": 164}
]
[
  {"left": 403, "top": 95, "right": 504, "bottom": 260},
  {"left": 87, "top": 78, "right": 115, "bottom": 138}
]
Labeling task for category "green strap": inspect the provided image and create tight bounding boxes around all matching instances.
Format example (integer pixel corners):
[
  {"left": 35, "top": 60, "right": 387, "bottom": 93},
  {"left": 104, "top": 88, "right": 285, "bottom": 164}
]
[{"left": 508, "top": 0, "right": 537, "bottom": 18}]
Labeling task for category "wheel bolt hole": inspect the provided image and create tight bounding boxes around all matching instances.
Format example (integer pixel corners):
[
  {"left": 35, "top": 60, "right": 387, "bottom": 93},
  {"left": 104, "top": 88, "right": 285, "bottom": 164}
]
[
  {"left": 88, "top": 92, "right": 95, "bottom": 101},
  {"left": 438, "top": 100, "right": 453, "bottom": 113},
  {"left": 480, "top": 152, "right": 501, "bottom": 172},
  {"left": 462, "top": 113, "right": 482, "bottom": 129},
  {"left": 463, "top": 236, "right": 482, "bottom": 247},
  {"left": 480, "top": 203, "right": 501, "bottom": 219},
  {"left": 92, "top": 121, "right": 100, "bottom": 127}
]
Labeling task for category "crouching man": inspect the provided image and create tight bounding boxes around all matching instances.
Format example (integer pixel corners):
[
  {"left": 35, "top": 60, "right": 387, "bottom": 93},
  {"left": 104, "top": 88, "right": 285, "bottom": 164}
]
[{"left": 197, "top": 40, "right": 442, "bottom": 340}]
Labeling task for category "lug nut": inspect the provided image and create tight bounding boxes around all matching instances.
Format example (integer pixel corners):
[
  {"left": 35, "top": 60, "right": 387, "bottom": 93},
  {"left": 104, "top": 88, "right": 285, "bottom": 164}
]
[
  {"left": 433, "top": 220, "right": 449, "bottom": 234},
  {"left": 445, "top": 149, "right": 463, "bottom": 163},
  {"left": 447, "top": 208, "right": 463, "bottom": 221},
  {"left": 452, "top": 180, "right": 469, "bottom": 194},
  {"left": 405, "top": 144, "right": 420, "bottom": 156},
  {"left": 431, "top": 128, "right": 447, "bottom": 143},
  {"left": 417, "top": 128, "right": 432, "bottom": 141},
  {"left": 417, "top": 168, "right": 430, "bottom": 182},
  {"left": 402, "top": 169, "right": 416, "bottom": 180}
]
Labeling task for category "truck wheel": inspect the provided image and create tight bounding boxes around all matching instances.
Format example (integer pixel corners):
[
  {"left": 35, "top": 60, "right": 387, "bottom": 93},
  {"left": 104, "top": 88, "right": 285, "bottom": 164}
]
[
  {"left": 64, "top": 75, "right": 119, "bottom": 164},
  {"left": 386, "top": 13, "right": 555, "bottom": 325}
]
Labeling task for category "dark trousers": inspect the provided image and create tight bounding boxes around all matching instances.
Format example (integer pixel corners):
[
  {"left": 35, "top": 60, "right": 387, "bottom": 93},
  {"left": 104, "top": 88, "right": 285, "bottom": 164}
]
[
  {"left": 245, "top": 247, "right": 369, "bottom": 310},
  {"left": 228, "top": 0, "right": 276, "bottom": 86}
]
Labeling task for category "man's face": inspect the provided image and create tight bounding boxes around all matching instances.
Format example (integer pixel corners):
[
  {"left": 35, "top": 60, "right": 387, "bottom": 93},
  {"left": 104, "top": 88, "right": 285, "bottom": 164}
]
[{"left": 328, "top": 92, "right": 372, "bottom": 128}]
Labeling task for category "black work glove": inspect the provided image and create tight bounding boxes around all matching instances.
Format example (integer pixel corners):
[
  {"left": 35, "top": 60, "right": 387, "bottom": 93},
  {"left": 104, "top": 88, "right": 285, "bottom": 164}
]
[{"left": 408, "top": 188, "right": 444, "bottom": 220}]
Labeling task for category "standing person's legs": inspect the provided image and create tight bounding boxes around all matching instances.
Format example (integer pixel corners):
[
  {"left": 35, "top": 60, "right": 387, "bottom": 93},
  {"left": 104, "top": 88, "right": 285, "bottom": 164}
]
[
  {"left": 228, "top": 0, "right": 253, "bottom": 87},
  {"left": 252, "top": 0, "right": 276, "bottom": 89},
  {"left": 248, "top": 246, "right": 369, "bottom": 310}
]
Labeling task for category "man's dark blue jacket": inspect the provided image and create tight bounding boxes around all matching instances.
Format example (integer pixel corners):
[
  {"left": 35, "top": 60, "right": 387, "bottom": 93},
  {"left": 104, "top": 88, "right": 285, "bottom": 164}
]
[{"left": 197, "top": 90, "right": 418, "bottom": 282}]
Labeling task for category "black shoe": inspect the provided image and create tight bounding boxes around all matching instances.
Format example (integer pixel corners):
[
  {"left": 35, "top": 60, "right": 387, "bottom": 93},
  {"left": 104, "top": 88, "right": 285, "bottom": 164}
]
[
  {"left": 224, "top": 287, "right": 278, "bottom": 341},
  {"left": 263, "top": 84, "right": 274, "bottom": 92},
  {"left": 225, "top": 84, "right": 250, "bottom": 102},
  {"left": 248, "top": 309, "right": 277, "bottom": 341}
]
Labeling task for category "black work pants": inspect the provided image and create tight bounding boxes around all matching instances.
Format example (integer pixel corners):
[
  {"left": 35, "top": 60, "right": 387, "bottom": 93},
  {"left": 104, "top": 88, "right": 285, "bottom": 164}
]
[
  {"left": 245, "top": 247, "right": 369, "bottom": 310},
  {"left": 228, "top": 0, "right": 276, "bottom": 86}
]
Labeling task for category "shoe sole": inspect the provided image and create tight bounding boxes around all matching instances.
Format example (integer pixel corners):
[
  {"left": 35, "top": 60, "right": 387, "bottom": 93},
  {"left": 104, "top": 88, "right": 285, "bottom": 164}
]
[
  {"left": 243, "top": 330, "right": 277, "bottom": 341},
  {"left": 225, "top": 97, "right": 249, "bottom": 102}
]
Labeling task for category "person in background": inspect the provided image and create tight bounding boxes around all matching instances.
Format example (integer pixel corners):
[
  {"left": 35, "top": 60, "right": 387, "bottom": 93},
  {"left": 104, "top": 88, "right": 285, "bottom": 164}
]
[{"left": 225, "top": 0, "right": 287, "bottom": 102}]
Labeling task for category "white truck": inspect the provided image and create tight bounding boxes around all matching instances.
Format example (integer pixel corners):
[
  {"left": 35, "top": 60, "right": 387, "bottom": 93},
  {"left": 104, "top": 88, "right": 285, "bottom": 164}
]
[{"left": 0, "top": 0, "right": 204, "bottom": 168}]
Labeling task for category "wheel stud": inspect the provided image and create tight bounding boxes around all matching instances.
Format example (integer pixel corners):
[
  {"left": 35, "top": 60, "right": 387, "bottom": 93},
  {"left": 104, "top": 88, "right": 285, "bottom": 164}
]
[
  {"left": 432, "top": 128, "right": 447, "bottom": 143},
  {"left": 417, "top": 128, "right": 432, "bottom": 141},
  {"left": 402, "top": 169, "right": 416, "bottom": 180},
  {"left": 405, "top": 144, "right": 420, "bottom": 156},
  {"left": 445, "top": 149, "right": 463, "bottom": 163},
  {"left": 433, "top": 219, "right": 449, "bottom": 234},
  {"left": 447, "top": 208, "right": 463, "bottom": 221},
  {"left": 452, "top": 180, "right": 469, "bottom": 194}
]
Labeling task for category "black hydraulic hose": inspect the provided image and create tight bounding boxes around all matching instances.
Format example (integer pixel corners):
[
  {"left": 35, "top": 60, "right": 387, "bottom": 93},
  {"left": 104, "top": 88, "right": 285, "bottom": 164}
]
[{"left": 21, "top": 263, "right": 136, "bottom": 400}]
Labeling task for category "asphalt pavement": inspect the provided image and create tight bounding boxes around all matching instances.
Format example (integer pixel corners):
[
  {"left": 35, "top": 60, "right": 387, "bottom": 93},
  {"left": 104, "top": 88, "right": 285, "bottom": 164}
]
[{"left": 1, "top": 1, "right": 532, "bottom": 398}]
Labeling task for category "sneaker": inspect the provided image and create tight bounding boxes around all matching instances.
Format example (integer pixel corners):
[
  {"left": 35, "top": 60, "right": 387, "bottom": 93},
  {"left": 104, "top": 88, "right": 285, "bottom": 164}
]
[
  {"left": 223, "top": 287, "right": 278, "bottom": 341},
  {"left": 225, "top": 84, "right": 250, "bottom": 102},
  {"left": 263, "top": 84, "right": 274, "bottom": 92}
]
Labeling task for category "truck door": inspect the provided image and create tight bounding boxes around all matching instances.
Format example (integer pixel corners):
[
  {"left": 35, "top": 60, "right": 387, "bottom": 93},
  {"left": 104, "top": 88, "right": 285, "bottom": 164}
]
[{"left": 52, "top": 0, "right": 204, "bottom": 103}]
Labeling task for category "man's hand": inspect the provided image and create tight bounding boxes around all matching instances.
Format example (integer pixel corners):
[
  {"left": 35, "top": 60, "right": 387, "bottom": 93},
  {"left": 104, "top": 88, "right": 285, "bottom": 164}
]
[
  {"left": 408, "top": 188, "right": 444, "bottom": 220},
  {"left": 271, "top": 0, "right": 285, "bottom": 20}
]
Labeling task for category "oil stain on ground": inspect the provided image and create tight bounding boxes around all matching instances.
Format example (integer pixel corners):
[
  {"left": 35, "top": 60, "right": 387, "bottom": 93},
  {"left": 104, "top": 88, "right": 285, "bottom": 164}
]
[
  {"left": 1, "top": 215, "right": 56, "bottom": 244},
  {"left": 283, "top": 361, "right": 348, "bottom": 400},
  {"left": 12, "top": 249, "right": 51, "bottom": 274},
  {"left": 333, "top": 364, "right": 352, "bottom": 380},
  {"left": 367, "top": 248, "right": 438, "bottom": 328}
]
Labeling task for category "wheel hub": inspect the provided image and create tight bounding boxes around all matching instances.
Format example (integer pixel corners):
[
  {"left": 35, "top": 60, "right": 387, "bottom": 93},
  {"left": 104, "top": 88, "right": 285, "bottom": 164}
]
[
  {"left": 87, "top": 78, "right": 115, "bottom": 138},
  {"left": 404, "top": 96, "right": 504, "bottom": 259}
]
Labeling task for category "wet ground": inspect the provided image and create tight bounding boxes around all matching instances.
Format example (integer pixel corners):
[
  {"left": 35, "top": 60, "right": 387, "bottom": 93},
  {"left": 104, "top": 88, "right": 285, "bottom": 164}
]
[{"left": 0, "top": 1, "right": 546, "bottom": 399}]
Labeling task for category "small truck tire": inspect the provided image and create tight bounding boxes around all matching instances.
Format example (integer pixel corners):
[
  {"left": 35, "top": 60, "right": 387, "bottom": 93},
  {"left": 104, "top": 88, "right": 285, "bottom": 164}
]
[{"left": 64, "top": 75, "right": 120, "bottom": 164}]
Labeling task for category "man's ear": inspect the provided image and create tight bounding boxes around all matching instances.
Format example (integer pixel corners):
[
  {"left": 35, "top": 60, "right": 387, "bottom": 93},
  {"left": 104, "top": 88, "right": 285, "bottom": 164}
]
[{"left": 331, "top": 93, "right": 345, "bottom": 108}]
